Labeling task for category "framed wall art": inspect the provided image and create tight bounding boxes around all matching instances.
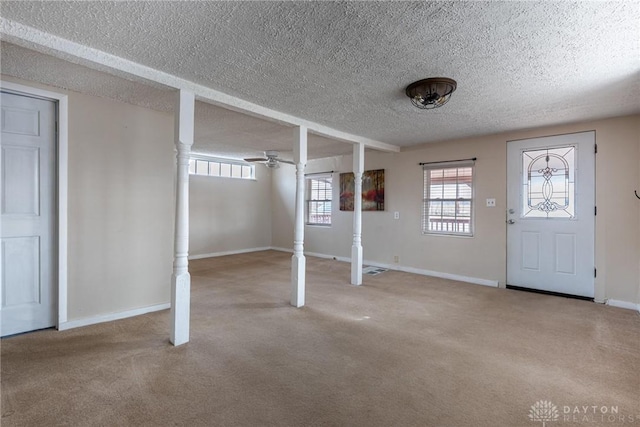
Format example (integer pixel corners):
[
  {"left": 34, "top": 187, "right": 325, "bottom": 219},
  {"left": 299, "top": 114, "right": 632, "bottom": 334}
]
[{"left": 339, "top": 169, "right": 384, "bottom": 211}]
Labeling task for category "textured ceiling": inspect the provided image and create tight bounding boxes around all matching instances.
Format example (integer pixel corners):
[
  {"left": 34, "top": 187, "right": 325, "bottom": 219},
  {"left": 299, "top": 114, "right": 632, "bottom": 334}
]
[
  {"left": 1, "top": 1, "right": 639, "bottom": 150},
  {"left": 0, "top": 42, "right": 353, "bottom": 161}
]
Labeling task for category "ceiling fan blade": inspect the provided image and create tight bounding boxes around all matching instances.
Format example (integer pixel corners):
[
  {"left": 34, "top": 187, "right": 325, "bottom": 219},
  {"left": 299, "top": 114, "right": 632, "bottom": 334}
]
[
  {"left": 244, "top": 157, "right": 268, "bottom": 162},
  {"left": 279, "top": 159, "right": 295, "bottom": 165}
]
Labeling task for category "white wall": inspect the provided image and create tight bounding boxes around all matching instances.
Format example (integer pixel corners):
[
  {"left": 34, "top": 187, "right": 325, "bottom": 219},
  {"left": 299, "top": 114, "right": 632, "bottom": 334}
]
[
  {"left": 2, "top": 75, "right": 177, "bottom": 321},
  {"left": 66, "top": 90, "right": 176, "bottom": 320},
  {"left": 2, "top": 75, "right": 278, "bottom": 325},
  {"left": 189, "top": 165, "right": 272, "bottom": 257},
  {"left": 271, "top": 164, "right": 296, "bottom": 250},
  {"left": 273, "top": 115, "right": 640, "bottom": 305},
  {"left": 592, "top": 115, "right": 640, "bottom": 305}
]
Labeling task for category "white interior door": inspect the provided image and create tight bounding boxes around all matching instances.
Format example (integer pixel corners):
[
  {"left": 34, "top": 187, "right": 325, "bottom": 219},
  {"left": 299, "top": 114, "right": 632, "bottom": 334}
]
[
  {"left": 507, "top": 131, "right": 595, "bottom": 298},
  {"left": 1, "top": 91, "right": 57, "bottom": 336}
]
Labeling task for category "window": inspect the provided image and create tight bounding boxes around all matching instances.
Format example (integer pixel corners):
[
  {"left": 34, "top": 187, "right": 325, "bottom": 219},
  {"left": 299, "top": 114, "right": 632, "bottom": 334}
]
[
  {"left": 188, "top": 155, "right": 254, "bottom": 180},
  {"left": 422, "top": 162, "right": 474, "bottom": 236},
  {"left": 306, "top": 174, "right": 332, "bottom": 226},
  {"left": 522, "top": 146, "right": 575, "bottom": 219}
]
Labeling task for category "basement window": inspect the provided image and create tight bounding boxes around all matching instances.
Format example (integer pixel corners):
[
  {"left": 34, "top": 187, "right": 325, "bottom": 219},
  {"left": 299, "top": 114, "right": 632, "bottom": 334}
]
[
  {"left": 422, "top": 161, "right": 474, "bottom": 236},
  {"left": 188, "top": 155, "right": 254, "bottom": 180},
  {"left": 306, "top": 173, "right": 333, "bottom": 226}
]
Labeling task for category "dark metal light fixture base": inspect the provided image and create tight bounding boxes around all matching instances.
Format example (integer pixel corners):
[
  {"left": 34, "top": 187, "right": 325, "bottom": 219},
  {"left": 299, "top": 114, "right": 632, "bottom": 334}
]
[{"left": 405, "top": 77, "right": 457, "bottom": 110}]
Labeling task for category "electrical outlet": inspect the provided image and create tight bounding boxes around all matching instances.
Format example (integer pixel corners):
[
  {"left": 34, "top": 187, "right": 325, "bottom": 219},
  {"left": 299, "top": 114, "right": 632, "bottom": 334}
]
[
  {"left": 393, "top": 211, "right": 400, "bottom": 220},
  {"left": 486, "top": 198, "right": 496, "bottom": 207},
  {"left": 393, "top": 255, "right": 399, "bottom": 263}
]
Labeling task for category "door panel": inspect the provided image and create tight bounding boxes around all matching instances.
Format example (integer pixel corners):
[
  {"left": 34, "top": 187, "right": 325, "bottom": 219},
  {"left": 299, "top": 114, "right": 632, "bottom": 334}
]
[
  {"left": 2, "top": 146, "right": 40, "bottom": 215},
  {"left": 1, "top": 92, "right": 56, "bottom": 336},
  {"left": 1, "top": 106, "right": 41, "bottom": 136},
  {"left": 555, "top": 233, "right": 576, "bottom": 274},
  {"left": 521, "top": 232, "right": 540, "bottom": 271},
  {"left": 507, "top": 132, "right": 595, "bottom": 298},
  {"left": 2, "top": 237, "right": 41, "bottom": 306}
]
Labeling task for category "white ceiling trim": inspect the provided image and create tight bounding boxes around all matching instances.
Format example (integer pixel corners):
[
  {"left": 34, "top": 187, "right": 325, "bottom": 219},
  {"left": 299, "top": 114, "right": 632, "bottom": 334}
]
[{"left": 0, "top": 18, "right": 400, "bottom": 153}]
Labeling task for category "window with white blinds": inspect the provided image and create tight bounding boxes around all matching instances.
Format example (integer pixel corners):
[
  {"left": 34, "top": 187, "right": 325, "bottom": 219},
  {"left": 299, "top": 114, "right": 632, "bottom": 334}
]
[
  {"left": 306, "top": 174, "right": 333, "bottom": 226},
  {"left": 422, "top": 162, "right": 474, "bottom": 236}
]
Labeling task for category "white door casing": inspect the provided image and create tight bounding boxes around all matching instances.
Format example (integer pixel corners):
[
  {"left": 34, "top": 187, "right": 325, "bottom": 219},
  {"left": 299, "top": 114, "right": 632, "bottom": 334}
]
[
  {"left": 1, "top": 92, "right": 57, "bottom": 336},
  {"left": 507, "top": 131, "right": 595, "bottom": 298}
]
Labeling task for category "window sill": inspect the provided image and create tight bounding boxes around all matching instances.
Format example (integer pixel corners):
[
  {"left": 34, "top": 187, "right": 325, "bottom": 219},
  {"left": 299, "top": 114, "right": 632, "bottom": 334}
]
[
  {"left": 189, "top": 174, "right": 257, "bottom": 181},
  {"left": 422, "top": 232, "right": 474, "bottom": 238}
]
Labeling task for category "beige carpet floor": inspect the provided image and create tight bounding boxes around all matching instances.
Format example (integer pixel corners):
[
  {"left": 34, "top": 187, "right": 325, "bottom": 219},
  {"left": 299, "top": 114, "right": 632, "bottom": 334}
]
[{"left": 1, "top": 250, "right": 639, "bottom": 426}]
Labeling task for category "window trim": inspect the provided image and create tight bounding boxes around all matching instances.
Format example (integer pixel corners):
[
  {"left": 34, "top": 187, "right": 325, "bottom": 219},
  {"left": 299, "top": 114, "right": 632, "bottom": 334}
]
[
  {"left": 305, "top": 173, "right": 333, "bottom": 227},
  {"left": 422, "top": 160, "right": 475, "bottom": 237},
  {"left": 189, "top": 153, "right": 255, "bottom": 180}
]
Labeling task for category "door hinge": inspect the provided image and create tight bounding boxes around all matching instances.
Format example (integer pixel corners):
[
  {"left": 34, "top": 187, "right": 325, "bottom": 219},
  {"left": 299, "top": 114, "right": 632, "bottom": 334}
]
[
  {"left": 594, "top": 144, "right": 598, "bottom": 154},
  {"left": 594, "top": 268, "right": 597, "bottom": 278},
  {"left": 594, "top": 206, "right": 597, "bottom": 216}
]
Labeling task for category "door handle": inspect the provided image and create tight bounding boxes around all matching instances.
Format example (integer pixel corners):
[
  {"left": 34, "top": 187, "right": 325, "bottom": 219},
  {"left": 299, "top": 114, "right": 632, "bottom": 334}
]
[{"left": 507, "top": 219, "right": 515, "bottom": 225}]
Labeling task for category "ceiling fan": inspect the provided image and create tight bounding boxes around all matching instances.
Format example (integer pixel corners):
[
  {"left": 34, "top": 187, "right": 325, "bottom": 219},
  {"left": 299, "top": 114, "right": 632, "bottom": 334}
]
[{"left": 244, "top": 150, "right": 294, "bottom": 168}]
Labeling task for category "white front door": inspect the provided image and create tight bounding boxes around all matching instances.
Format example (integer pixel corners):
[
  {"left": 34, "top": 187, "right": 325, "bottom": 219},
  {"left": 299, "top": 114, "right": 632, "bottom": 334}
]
[
  {"left": 506, "top": 131, "right": 595, "bottom": 298},
  {"left": 1, "top": 91, "right": 57, "bottom": 336}
]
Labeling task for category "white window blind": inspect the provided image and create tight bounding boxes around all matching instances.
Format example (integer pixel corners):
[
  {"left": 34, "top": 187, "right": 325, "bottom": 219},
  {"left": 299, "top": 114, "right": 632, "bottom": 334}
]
[
  {"left": 422, "top": 161, "right": 474, "bottom": 236},
  {"left": 306, "top": 174, "right": 333, "bottom": 226}
]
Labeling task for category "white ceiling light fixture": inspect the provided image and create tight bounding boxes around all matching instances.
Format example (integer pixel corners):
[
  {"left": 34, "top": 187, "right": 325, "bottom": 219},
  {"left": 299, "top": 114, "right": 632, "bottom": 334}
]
[
  {"left": 405, "top": 77, "right": 457, "bottom": 110},
  {"left": 244, "top": 150, "right": 294, "bottom": 169}
]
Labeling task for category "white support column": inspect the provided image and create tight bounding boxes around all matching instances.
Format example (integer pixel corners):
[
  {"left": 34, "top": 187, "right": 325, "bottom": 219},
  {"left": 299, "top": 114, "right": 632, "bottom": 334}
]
[
  {"left": 291, "top": 126, "right": 307, "bottom": 307},
  {"left": 351, "top": 143, "right": 364, "bottom": 285},
  {"left": 170, "top": 90, "right": 195, "bottom": 346}
]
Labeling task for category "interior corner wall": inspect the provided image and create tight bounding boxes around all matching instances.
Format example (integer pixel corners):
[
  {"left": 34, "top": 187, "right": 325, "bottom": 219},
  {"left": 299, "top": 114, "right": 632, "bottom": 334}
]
[
  {"left": 270, "top": 163, "right": 296, "bottom": 250},
  {"left": 189, "top": 166, "right": 272, "bottom": 257},
  {"left": 271, "top": 115, "right": 640, "bottom": 305},
  {"left": 2, "top": 75, "right": 175, "bottom": 322}
]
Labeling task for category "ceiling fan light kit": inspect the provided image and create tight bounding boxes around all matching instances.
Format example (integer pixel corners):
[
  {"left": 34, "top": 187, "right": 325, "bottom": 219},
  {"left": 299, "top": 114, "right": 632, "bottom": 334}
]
[{"left": 405, "top": 77, "right": 457, "bottom": 110}]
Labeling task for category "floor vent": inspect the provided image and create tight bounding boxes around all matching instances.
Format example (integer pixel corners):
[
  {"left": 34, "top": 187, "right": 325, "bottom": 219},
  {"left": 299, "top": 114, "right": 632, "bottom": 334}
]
[{"left": 363, "top": 266, "right": 388, "bottom": 276}]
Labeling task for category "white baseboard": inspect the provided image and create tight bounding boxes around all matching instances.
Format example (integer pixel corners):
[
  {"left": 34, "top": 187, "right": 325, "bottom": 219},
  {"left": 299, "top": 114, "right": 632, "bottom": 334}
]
[
  {"left": 270, "top": 246, "right": 293, "bottom": 254},
  {"left": 370, "top": 261, "right": 498, "bottom": 287},
  {"left": 189, "top": 246, "right": 271, "bottom": 260},
  {"left": 606, "top": 299, "right": 640, "bottom": 312},
  {"left": 270, "top": 247, "right": 499, "bottom": 288},
  {"left": 58, "top": 302, "right": 170, "bottom": 331},
  {"left": 305, "top": 250, "right": 350, "bottom": 263}
]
